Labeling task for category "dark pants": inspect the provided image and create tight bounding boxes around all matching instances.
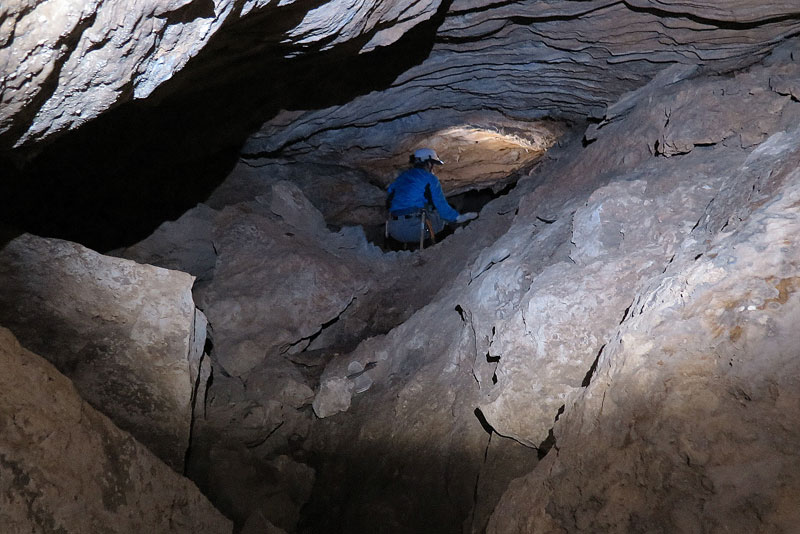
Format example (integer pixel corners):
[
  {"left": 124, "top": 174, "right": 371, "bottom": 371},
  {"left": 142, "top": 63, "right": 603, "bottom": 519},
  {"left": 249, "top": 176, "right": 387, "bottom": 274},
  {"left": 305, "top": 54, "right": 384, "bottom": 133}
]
[{"left": 387, "top": 211, "right": 444, "bottom": 243}]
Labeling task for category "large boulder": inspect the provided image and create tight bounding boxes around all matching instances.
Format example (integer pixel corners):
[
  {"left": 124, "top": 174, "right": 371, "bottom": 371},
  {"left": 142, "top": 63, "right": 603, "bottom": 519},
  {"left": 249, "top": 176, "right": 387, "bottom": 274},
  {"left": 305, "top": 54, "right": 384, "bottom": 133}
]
[
  {"left": 0, "top": 326, "right": 232, "bottom": 533},
  {"left": 0, "top": 233, "right": 204, "bottom": 471}
]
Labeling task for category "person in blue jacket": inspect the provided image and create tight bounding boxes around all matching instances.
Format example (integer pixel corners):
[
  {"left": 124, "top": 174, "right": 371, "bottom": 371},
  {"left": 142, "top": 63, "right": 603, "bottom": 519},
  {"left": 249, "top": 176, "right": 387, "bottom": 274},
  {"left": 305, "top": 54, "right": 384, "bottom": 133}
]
[{"left": 386, "top": 148, "right": 477, "bottom": 244}]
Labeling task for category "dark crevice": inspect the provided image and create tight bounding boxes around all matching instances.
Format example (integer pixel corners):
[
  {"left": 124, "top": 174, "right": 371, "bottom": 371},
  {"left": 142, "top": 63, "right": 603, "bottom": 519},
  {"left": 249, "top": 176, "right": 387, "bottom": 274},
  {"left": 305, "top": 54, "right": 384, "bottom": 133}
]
[
  {"left": 283, "top": 297, "right": 355, "bottom": 357},
  {"left": 438, "top": 2, "right": 617, "bottom": 44},
  {"left": 619, "top": 301, "right": 633, "bottom": 324},
  {"left": 474, "top": 407, "right": 495, "bottom": 435},
  {"left": 622, "top": 2, "right": 800, "bottom": 31},
  {"left": 157, "top": 0, "right": 216, "bottom": 24},
  {"left": 536, "top": 405, "right": 564, "bottom": 459},
  {"left": 581, "top": 344, "right": 605, "bottom": 387},
  {"left": 662, "top": 254, "right": 675, "bottom": 273}
]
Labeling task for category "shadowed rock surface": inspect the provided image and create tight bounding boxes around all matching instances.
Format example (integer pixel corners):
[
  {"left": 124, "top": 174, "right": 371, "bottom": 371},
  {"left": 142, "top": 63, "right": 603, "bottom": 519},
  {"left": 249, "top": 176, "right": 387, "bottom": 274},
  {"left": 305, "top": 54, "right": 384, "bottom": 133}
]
[
  {"left": 0, "top": 233, "right": 205, "bottom": 472},
  {"left": 0, "top": 326, "right": 232, "bottom": 533}
]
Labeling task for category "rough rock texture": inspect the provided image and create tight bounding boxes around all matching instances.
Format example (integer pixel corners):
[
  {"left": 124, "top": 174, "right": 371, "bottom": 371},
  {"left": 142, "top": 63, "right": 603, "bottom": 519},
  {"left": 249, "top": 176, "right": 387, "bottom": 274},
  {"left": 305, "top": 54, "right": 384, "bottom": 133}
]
[
  {"left": 300, "top": 40, "right": 800, "bottom": 532},
  {"left": 244, "top": 2, "right": 800, "bottom": 165},
  {"left": 487, "top": 134, "right": 800, "bottom": 533},
  {"left": 478, "top": 47, "right": 800, "bottom": 532},
  {"left": 5, "top": 1, "right": 800, "bottom": 532},
  {"left": 0, "top": 326, "right": 232, "bottom": 533},
  {"left": 208, "top": 159, "right": 388, "bottom": 229},
  {"left": 0, "top": 0, "right": 443, "bottom": 149},
  {"left": 118, "top": 179, "right": 397, "bottom": 530},
  {"left": 0, "top": 233, "right": 203, "bottom": 471}
]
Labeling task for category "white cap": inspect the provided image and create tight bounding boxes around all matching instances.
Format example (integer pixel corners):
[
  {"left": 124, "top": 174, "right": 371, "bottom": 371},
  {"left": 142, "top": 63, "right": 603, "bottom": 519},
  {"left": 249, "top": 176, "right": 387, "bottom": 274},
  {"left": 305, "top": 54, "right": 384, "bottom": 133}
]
[{"left": 412, "top": 148, "right": 444, "bottom": 165}]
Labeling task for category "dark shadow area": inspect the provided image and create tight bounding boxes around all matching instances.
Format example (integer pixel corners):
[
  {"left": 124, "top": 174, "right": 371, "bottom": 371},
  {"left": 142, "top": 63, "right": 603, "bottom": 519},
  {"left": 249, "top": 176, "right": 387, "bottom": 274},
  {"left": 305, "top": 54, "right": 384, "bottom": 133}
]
[{"left": 0, "top": 0, "right": 452, "bottom": 252}]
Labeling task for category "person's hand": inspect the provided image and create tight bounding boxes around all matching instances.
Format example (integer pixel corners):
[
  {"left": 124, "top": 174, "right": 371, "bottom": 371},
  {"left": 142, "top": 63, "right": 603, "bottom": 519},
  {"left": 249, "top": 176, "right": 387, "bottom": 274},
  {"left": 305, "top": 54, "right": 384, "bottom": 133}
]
[{"left": 456, "top": 212, "right": 478, "bottom": 223}]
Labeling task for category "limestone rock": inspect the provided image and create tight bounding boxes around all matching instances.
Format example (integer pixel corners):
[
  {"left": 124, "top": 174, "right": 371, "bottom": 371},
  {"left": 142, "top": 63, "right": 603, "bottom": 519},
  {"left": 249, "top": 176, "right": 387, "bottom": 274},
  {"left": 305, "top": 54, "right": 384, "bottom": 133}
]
[
  {"left": 195, "top": 190, "right": 369, "bottom": 377},
  {"left": 207, "top": 159, "right": 388, "bottom": 228},
  {"left": 244, "top": 3, "right": 800, "bottom": 168},
  {"left": 0, "top": 233, "right": 200, "bottom": 471},
  {"left": 0, "top": 0, "right": 442, "bottom": 149},
  {"left": 0, "top": 326, "right": 232, "bottom": 533},
  {"left": 486, "top": 130, "right": 800, "bottom": 534},
  {"left": 118, "top": 203, "right": 218, "bottom": 282},
  {"left": 302, "top": 47, "right": 800, "bottom": 531}
]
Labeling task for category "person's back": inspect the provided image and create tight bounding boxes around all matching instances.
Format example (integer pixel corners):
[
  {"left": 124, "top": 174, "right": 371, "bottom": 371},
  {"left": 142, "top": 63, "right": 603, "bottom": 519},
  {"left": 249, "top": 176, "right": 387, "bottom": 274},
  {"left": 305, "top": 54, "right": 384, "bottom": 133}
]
[
  {"left": 388, "top": 167, "right": 459, "bottom": 221},
  {"left": 385, "top": 148, "right": 477, "bottom": 245}
]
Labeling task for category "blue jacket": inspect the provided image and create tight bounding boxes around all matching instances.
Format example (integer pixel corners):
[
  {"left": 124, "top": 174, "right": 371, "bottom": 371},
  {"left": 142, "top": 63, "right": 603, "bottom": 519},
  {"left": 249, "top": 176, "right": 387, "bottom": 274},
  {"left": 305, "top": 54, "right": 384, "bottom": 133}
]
[{"left": 387, "top": 168, "right": 460, "bottom": 222}]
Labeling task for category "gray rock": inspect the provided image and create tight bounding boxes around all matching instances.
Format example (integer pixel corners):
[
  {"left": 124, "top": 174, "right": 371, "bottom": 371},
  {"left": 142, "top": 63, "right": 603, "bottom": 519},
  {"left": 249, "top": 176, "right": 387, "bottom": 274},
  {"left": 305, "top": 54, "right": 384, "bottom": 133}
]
[
  {"left": 0, "top": 234, "right": 200, "bottom": 471},
  {"left": 244, "top": 4, "right": 800, "bottom": 170},
  {"left": 0, "top": 0, "right": 441, "bottom": 148},
  {"left": 118, "top": 203, "right": 218, "bottom": 282},
  {"left": 195, "top": 193, "right": 367, "bottom": 377},
  {"left": 0, "top": 326, "right": 232, "bottom": 533},
  {"left": 487, "top": 130, "right": 800, "bottom": 534}
]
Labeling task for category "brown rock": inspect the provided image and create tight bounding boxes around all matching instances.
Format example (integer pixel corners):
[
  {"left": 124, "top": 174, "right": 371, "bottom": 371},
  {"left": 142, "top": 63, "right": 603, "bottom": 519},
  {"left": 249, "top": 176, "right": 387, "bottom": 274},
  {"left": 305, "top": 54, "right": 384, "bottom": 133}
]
[
  {"left": 0, "top": 326, "right": 232, "bottom": 533},
  {"left": 0, "top": 234, "right": 201, "bottom": 471}
]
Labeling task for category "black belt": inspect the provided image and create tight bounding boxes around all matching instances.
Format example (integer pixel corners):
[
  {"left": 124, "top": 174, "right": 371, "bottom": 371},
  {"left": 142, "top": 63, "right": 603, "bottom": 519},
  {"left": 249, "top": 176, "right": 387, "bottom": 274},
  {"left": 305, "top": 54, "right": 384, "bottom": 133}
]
[{"left": 391, "top": 213, "right": 421, "bottom": 220}]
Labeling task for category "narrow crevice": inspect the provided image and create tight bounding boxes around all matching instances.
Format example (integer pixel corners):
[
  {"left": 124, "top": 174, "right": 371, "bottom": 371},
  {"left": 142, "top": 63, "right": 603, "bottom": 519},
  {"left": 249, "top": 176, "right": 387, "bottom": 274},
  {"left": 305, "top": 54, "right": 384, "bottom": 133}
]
[
  {"left": 619, "top": 301, "right": 633, "bottom": 324},
  {"left": 183, "top": 350, "right": 206, "bottom": 476},
  {"left": 622, "top": 2, "right": 800, "bottom": 31},
  {"left": 474, "top": 407, "right": 495, "bottom": 435},
  {"left": 536, "top": 404, "right": 565, "bottom": 459},
  {"left": 282, "top": 296, "right": 357, "bottom": 356},
  {"left": 582, "top": 344, "right": 605, "bottom": 387},
  {"left": 662, "top": 253, "right": 675, "bottom": 273}
]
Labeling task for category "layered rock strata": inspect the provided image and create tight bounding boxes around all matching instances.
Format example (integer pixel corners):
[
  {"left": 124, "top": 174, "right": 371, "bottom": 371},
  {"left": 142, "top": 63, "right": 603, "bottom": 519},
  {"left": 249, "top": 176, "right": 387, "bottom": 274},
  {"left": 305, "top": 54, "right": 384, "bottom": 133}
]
[
  {"left": 0, "top": 0, "right": 443, "bottom": 149},
  {"left": 0, "top": 326, "right": 232, "bottom": 533},
  {"left": 244, "top": 2, "right": 800, "bottom": 166}
]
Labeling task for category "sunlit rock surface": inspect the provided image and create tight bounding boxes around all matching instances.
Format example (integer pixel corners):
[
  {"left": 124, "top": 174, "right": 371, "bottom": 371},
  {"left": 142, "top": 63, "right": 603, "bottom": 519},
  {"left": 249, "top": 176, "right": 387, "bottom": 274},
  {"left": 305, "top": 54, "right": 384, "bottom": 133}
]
[
  {"left": 0, "top": 327, "right": 232, "bottom": 534},
  {"left": 0, "top": 233, "right": 203, "bottom": 471}
]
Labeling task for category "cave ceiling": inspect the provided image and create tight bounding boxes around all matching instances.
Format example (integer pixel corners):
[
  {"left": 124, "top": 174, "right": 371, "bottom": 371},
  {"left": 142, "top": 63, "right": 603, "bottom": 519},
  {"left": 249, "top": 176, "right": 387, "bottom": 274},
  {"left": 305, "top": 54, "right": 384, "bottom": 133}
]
[{"left": 1, "top": 1, "right": 800, "bottom": 247}]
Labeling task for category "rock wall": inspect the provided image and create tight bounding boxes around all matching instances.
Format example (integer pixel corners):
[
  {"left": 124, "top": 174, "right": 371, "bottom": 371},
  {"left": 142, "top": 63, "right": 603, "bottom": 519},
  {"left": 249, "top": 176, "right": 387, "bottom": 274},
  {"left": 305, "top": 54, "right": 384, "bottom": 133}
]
[
  {"left": 0, "top": 0, "right": 443, "bottom": 150},
  {"left": 244, "top": 1, "right": 800, "bottom": 165},
  {"left": 0, "top": 233, "right": 204, "bottom": 471},
  {"left": 299, "top": 39, "right": 800, "bottom": 532},
  {"left": 0, "top": 326, "right": 232, "bottom": 533},
  {"left": 488, "top": 135, "right": 800, "bottom": 533}
]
